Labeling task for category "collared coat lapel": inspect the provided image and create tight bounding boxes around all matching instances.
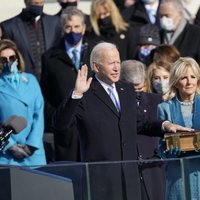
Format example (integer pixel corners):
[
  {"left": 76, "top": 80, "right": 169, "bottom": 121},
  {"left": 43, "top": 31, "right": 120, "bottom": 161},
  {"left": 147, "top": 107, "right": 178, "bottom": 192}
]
[
  {"left": 192, "top": 94, "right": 200, "bottom": 129},
  {"left": 169, "top": 97, "right": 185, "bottom": 126},
  {"left": 50, "top": 44, "right": 74, "bottom": 68},
  {"left": 90, "top": 79, "right": 131, "bottom": 117},
  {"left": 170, "top": 95, "right": 200, "bottom": 129},
  {"left": 116, "top": 81, "right": 128, "bottom": 115},
  {"left": 48, "top": 38, "right": 92, "bottom": 72},
  {"left": 91, "top": 78, "right": 120, "bottom": 116},
  {"left": 0, "top": 75, "right": 31, "bottom": 106}
]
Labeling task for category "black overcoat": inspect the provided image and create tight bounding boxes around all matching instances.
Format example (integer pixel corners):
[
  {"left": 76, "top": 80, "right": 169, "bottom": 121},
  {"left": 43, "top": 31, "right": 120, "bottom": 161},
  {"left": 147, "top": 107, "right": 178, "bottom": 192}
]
[
  {"left": 53, "top": 78, "right": 163, "bottom": 200},
  {"left": 41, "top": 38, "right": 92, "bottom": 161}
]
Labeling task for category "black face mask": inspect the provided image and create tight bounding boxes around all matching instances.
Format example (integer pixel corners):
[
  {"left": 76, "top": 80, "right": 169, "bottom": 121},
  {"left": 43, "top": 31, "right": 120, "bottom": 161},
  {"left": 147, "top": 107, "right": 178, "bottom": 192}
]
[
  {"left": 98, "top": 16, "right": 113, "bottom": 29},
  {"left": 28, "top": 5, "right": 43, "bottom": 17},
  {"left": 60, "top": 2, "right": 77, "bottom": 9}
]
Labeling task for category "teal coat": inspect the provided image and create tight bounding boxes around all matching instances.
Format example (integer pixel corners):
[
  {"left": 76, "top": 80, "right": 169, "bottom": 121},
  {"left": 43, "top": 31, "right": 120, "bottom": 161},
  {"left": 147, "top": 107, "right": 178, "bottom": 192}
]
[
  {"left": 157, "top": 94, "right": 200, "bottom": 200},
  {"left": 0, "top": 72, "right": 46, "bottom": 166},
  {"left": 157, "top": 94, "right": 200, "bottom": 129}
]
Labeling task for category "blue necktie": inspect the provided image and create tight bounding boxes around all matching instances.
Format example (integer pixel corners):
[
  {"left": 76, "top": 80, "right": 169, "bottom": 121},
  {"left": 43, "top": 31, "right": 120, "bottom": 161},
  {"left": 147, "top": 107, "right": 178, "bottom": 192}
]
[
  {"left": 108, "top": 86, "right": 120, "bottom": 112},
  {"left": 147, "top": 8, "right": 156, "bottom": 24},
  {"left": 72, "top": 49, "right": 80, "bottom": 70}
]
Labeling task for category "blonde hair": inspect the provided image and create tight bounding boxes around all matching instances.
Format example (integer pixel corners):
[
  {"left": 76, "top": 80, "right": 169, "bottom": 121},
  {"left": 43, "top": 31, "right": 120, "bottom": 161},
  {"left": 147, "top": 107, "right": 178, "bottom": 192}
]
[
  {"left": 0, "top": 39, "right": 25, "bottom": 72},
  {"left": 146, "top": 60, "right": 171, "bottom": 93},
  {"left": 167, "top": 57, "right": 200, "bottom": 100},
  {"left": 90, "top": 0, "right": 129, "bottom": 36}
]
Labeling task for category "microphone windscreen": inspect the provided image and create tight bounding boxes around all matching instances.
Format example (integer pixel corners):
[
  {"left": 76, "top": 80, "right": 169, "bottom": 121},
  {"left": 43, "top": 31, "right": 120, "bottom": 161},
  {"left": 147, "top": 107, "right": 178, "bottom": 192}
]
[{"left": 3, "top": 116, "right": 27, "bottom": 133}]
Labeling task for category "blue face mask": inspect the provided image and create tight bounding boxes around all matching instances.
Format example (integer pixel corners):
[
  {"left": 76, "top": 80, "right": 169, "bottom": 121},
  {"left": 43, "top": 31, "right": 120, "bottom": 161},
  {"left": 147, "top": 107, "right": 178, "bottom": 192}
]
[
  {"left": 29, "top": 5, "right": 43, "bottom": 17},
  {"left": 3, "top": 59, "right": 19, "bottom": 75},
  {"left": 138, "top": 47, "right": 154, "bottom": 61},
  {"left": 64, "top": 32, "right": 83, "bottom": 46}
]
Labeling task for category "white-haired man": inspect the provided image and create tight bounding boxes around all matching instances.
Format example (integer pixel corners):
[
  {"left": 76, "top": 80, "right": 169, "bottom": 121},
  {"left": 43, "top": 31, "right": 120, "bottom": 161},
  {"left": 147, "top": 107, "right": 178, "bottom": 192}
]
[{"left": 53, "top": 42, "right": 193, "bottom": 200}]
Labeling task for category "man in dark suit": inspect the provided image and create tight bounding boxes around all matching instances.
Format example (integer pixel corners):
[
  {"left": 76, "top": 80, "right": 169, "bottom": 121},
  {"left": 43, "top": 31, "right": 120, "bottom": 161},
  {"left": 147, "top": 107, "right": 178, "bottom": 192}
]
[
  {"left": 41, "top": 7, "right": 92, "bottom": 162},
  {"left": 159, "top": 0, "right": 200, "bottom": 64},
  {"left": 0, "top": 0, "right": 61, "bottom": 80},
  {"left": 53, "top": 42, "right": 192, "bottom": 200},
  {"left": 122, "top": 0, "right": 161, "bottom": 27},
  {"left": 120, "top": 59, "right": 165, "bottom": 200},
  {"left": 194, "top": 7, "right": 200, "bottom": 26}
]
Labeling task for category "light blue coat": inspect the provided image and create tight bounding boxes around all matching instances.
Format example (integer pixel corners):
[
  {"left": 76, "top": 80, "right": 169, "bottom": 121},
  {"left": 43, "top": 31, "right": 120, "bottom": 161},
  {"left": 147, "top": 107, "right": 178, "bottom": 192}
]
[
  {"left": 0, "top": 72, "right": 46, "bottom": 166},
  {"left": 157, "top": 94, "right": 200, "bottom": 129},
  {"left": 157, "top": 94, "right": 200, "bottom": 200}
]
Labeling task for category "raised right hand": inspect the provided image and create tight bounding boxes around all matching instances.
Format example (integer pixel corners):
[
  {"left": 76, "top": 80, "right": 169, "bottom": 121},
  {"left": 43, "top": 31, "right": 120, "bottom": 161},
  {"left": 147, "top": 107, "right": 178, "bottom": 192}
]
[{"left": 73, "top": 64, "right": 92, "bottom": 96}]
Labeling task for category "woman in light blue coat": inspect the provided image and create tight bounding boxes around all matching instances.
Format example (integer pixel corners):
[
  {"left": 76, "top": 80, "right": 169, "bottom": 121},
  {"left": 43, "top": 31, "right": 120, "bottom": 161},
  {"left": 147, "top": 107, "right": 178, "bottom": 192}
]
[
  {"left": 0, "top": 39, "right": 46, "bottom": 166},
  {"left": 157, "top": 57, "right": 200, "bottom": 200}
]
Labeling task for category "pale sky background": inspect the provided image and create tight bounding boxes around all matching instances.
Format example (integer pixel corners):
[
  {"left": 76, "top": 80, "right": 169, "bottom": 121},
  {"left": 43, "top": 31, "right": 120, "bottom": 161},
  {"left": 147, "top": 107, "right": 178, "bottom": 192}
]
[
  {"left": 1, "top": 0, "right": 200, "bottom": 23},
  {"left": 0, "top": 0, "right": 91, "bottom": 22}
]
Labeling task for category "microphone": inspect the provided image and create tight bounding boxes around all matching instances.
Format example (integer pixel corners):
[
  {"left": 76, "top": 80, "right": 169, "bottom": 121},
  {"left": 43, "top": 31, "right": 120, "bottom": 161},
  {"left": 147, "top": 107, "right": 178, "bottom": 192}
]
[{"left": 0, "top": 116, "right": 27, "bottom": 151}]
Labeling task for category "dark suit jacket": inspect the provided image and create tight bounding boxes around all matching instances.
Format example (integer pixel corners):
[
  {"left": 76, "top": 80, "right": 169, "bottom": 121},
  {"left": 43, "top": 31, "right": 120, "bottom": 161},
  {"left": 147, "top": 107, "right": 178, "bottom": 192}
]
[
  {"left": 53, "top": 78, "right": 163, "bottom": 200},
  {"left": 136, "top": 92, "right": 163, "bottom": 158},
  {"left": 161, "top": 22, "right": 200, "bottom": 64},
  {"left": 1, "top": 10, "right": 61, "bottom": 75},
  {"left": 122, "top": 1, "right": 161, "bottom": 28},
  {"left": 136, "top": 92, "right": 165, "bottom": 200},
  {"left": 41, "top": 38, "right": 92, "bottom": 108},
  {"left": 41, "top": 38, "right": 92, "bottom": 161},
  {"left": 194, "top": 7, "right": 200, "bottom": 26}
]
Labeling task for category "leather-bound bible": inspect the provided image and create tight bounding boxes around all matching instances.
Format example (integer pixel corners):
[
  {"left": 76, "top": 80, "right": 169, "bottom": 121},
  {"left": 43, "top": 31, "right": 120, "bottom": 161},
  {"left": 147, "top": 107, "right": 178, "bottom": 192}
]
[{"left": 165, "top": 131, "right": 200, "bottom": 151}]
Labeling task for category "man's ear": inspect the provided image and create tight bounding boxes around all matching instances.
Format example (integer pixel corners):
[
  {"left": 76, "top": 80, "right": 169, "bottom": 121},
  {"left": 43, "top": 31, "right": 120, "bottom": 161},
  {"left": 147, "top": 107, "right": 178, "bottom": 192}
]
[{"left": 93, "top": 62, "right": 99, "bottom": 72}]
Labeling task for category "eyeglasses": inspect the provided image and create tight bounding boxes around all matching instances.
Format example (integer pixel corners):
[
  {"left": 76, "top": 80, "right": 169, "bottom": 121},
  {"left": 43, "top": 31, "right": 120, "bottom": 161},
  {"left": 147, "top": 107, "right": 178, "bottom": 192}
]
[{"left": 0, "top": 55, "right": 17, "bottom": 64}]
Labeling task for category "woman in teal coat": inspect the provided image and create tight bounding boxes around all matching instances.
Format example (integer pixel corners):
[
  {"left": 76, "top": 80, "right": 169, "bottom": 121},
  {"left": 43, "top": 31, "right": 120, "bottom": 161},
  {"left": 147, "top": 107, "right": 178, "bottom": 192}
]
[
  {"left": 157, "top": 57, "right": 200, "bottom": 200},
  {"left": 0, "top": 39, "right": 46, "bottom": 166}
]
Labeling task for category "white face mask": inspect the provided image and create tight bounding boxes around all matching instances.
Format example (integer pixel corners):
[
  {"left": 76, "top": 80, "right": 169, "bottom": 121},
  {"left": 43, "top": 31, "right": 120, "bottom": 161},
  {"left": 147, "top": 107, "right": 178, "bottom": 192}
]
[
  {"left": 160, "top": 16, "right": 175, "bottom": 31},
  {"left": 152, "top": 79, "right": 169, "bottom": 95}
]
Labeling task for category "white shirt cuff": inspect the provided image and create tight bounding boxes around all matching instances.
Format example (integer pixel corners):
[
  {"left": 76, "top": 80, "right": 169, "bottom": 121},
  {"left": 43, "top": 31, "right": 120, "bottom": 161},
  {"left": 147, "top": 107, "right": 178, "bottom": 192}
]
[{"left": 71, "top": 91, "right": 83, "bottom": 99}]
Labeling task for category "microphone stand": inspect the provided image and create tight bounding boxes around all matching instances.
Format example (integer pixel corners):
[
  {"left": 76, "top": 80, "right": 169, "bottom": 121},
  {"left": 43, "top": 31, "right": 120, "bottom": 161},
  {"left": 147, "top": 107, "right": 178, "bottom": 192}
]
[{"left": 0, "top": 129, "right": 12, "bottom": 151}]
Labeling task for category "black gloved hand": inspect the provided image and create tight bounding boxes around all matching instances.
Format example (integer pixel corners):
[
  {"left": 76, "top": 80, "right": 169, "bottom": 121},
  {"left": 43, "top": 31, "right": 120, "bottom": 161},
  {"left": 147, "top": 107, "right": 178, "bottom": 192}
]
[{"left": 8, "top": 144, "right": 29, "bottom": 160}]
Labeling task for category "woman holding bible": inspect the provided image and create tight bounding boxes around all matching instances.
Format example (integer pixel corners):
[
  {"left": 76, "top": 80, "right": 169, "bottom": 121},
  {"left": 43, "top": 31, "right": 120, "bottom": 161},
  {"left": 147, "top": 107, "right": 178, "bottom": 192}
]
[{"left": 157, "top": 57, "right": 200, "bottom": 200}]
